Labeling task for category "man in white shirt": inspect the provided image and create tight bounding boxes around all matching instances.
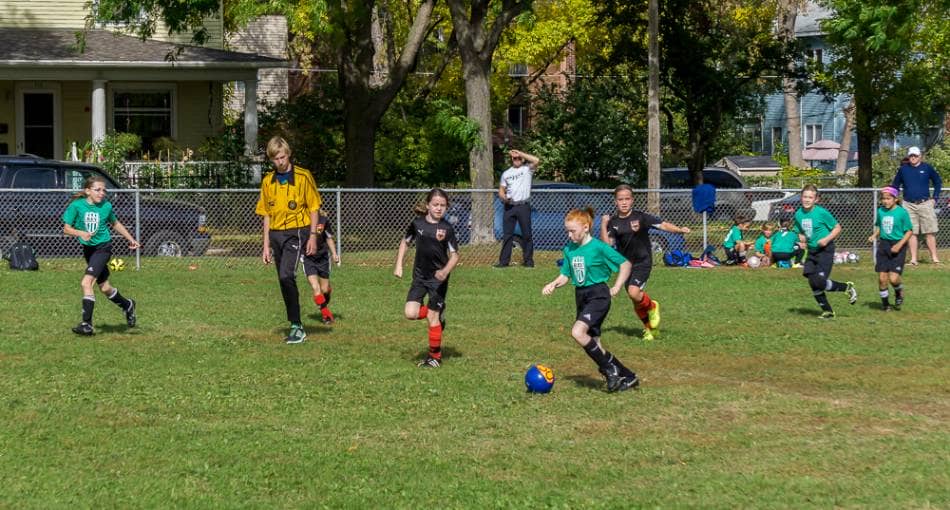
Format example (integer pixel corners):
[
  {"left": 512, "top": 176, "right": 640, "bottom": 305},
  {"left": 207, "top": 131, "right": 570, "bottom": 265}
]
[{"left": 495, "top": 149, "right": 540, "bottom": 268}]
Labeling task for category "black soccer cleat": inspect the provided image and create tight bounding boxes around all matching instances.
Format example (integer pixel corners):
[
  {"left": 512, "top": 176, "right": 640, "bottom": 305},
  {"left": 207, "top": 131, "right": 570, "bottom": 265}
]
[
  {"left": 125, "top": 299, "right": 137, "bottom": 327},
  {"left": 613, "top": 373, "right": 640, "bottom": 392},
  {"left": 417, "top": 356, "right": 441, "bottom": 368},
  {"left": 894, "top": 294, "right": 903, "bottom": 310},
  {"left": 72, "top": 322, "right": 94, "bottom": 336},
  {"left": 599, "top": 364, "right": 622, "bottom": 392}
]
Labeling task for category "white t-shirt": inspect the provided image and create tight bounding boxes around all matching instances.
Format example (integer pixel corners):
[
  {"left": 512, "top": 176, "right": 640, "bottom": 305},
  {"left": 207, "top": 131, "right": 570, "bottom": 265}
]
[{"left": 500, "top": 165, "right": 533, "bottom": 202}]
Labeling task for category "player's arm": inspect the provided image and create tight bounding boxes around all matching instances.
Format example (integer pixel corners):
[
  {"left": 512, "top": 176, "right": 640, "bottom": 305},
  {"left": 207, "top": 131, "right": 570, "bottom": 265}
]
[
  {"left": 261, "top": 216, "right": 272, "bottom": 264},
  {"left": 611, "top": 260, "right": 632, "bottom": 297},
  {"left": 306, "top": 209, "right": 318, "bottom": 256},
  {"left": 542, "top": 274, "right": 570, "bottom": 295},
  {"left": 394, "top": 238, "right": 409, "bottom": 278},
  {"left": 868, "top": 226, "right": 879, "bottom": 244},
  {"left": 111, "top": 220, "right": 140, "bottom": 250},
  {"left": 893, "top": 228, "right": 913, "bottom": 252},
  {"left": 435, "top": 250, "right": 460, "bottom": 281},
  {"left": 327, "top": 234, "right": 340, "bottom": 264},
  {"left": 657, "top": 221, "right": 690, "bottom": 234},
  {"left": 600, "top": 216, "right": 613, "bottom": 244},
  {"left": 63, "top": 223, "right": 92, "bottom": 242}
]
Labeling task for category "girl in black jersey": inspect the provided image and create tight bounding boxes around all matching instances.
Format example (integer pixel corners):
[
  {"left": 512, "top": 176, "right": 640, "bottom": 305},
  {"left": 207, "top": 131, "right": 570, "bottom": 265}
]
[
  {"left": 600, "top": 185, "right": 691, "bottom": 341},
  {"left": 394, "top": 189, "right": 460, "bottom": 368}
]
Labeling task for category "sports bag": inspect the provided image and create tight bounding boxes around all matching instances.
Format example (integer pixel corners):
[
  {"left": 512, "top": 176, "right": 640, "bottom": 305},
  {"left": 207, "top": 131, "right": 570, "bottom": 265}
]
[
  {"left": 663, "top": 249, "right": 693, "bottom": 267},
  {"left": 7, "top": 242, "right": 39, "bottom": 271}
]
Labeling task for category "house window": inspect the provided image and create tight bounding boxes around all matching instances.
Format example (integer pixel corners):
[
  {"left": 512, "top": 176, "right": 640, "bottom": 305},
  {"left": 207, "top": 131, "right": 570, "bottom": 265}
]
[
  {"left": 771, "top": 127, "right": 783, "bottom": 154},
  {"left": 509, "top": 64, "right": 528, "bottom": 77},
  {"left": 805, "top": 124, "right": 822, "bottom": 144},
  {"left": 743, "top": 123, "right": 763, "bottom": 153},
  {"left": 111, "top": 85, "right": 176, "bottom": 153},
  {"left": 805, "top": 48, "right": 823, "bottom": 64},
  {"left": 508, "top": 105, "right": 528, "bottom": 135}
]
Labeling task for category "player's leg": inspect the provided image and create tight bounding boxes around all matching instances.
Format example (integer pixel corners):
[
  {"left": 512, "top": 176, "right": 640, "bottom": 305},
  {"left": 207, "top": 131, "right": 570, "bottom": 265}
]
[
  {"left": 418, "top": 281, "right": 447, "bottom": 367},
  {"left": 274, "top": 230, "right": 307, "bottom": 343}
]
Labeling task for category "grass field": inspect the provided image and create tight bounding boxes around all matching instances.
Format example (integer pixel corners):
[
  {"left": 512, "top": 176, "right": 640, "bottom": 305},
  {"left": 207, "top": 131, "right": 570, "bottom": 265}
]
[{"left": 1, "top": 256, "right": 948, "bottom": 508}]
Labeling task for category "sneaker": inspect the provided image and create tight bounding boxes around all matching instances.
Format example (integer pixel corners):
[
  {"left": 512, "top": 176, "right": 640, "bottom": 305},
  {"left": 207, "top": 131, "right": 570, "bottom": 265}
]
[
  {"left": 647, "top": 301, "right": 661, "bottom": 330},
  {"left": 881, "top": 304, "right": 892, "bottom": 312},
  {"left": 792, "top": 263, "right": 803, "bottom": 268},
  {"left": 599, "top": 363, "right": 622, "bottom": 392},
  {"left": 125, "top": 299, "right": 137, "bottom": 327},
  {"left": 284, "top": 325, "right": 307, "bottom": 344},
  {"left": 819, "top": 310, "right": 836, "bottom": 319},
  {"left": 523, "top": 262, "right": 535, "bottom": 268},
  {"left": 845, "top": 281, "right": 858, "bottom": 305},
  {"left": 417, "top": 356, "right": 441, "bottom": 368},
  {"left": 613, "top": 373, "right": 640, "bottom": 392},
  {"left": 72, "top": 322, "right": 94, "bottom": 335},
  {"left": 642, "top": 328, "right": 655, "bottom": 342},
  {"left": 894, "top": 294, "right": 904, "bottom": 309}
]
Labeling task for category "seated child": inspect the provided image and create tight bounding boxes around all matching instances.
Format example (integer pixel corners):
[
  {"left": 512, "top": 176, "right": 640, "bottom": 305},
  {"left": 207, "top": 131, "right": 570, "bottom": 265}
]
[
  {"left": 770, "top": 217, "right": 804, "bottom": 268},
  {"left": 752, "top": 223, "right": 775, "bottom": 265},
  {"left": 722, "top": 212, "right": 752, "bottom": 265}
]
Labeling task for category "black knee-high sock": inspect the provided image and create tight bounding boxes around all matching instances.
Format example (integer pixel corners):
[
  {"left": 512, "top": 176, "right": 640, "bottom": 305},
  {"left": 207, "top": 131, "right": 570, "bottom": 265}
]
[
  {"left": 324, "top": 289, "right": 332, "bottom": 306},
  {"left": 107, "top": 288, "right": 131, "bottom": 309},
  {"left": 82, "top": 295, "right": 95, "bottom": 323},
  {"left": 813, "top": 291, "right": 833, "bottom": 312},
  {"left": 893, "top": 283, "right": 904, "bottom": 299},
  {"left": 611, "top": 355, "right": 637, "bottom": 377},
  {"left": 879, "top": 288, "right": 889, "bottom": 307},
  {"left": 827, "top": 280, "right": 847, "bottom": 292},
  {"left": 583, "top": 339, "right": 611, "bottom": 369}
]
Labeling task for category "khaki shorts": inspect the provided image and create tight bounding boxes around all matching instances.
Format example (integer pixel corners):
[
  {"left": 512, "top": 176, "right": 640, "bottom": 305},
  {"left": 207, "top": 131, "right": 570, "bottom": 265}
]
[{"left": 903, "top": 199, "right": 939, "bottom": 234}]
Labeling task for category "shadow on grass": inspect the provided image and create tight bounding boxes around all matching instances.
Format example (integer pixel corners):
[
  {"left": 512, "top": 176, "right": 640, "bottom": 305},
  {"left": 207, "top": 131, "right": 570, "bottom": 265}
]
[
  {"left": 564, "top": 374, "right": 605, "bottom": 391},
  {"left": 97, "top": 324, "right": 136, "bottom": 334},
  {"left": 412, "top": 346, "right": 463, "bottom": 362},
  {"left": 604, "top": 325, "right": 645, "bottom": 338},
  {"left": 307, "top": 311, "right": 346, "bottom": 323},
  {"left": 862, "top": 302, "right": 897, "bottom": 312},
  {"left": 787, "top": 307, "right": 821, "bottom": 316}
]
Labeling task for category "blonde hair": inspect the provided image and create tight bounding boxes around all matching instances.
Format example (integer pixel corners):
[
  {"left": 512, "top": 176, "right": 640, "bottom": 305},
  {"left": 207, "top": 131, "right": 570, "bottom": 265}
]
[
  {"left": 266, "top": 136, "right": 292, "bottom": 160},
  {"left": 565, "top": 207, "right": 595, "bottom": 230}
]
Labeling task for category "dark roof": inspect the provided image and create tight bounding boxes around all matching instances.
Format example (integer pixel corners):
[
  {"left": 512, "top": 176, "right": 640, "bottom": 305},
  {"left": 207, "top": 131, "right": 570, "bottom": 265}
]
[
  {"left": 0, "top": 28, "right": 284, "bottom": 67},
  {"left": 718, "top": 155, "right": 781, "bottom": 169}
]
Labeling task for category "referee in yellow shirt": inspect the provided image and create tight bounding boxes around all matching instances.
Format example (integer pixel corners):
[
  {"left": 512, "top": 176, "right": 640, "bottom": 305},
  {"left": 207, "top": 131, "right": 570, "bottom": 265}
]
[{"left": 255, "top": 136, "right": 322, "bottom": 344}]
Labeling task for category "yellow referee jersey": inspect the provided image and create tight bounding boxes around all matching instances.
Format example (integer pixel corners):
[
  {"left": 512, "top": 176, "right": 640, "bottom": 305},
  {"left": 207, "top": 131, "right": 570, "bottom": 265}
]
[{"left": 255, "top": 165, "right": 322, "bottom": 230}]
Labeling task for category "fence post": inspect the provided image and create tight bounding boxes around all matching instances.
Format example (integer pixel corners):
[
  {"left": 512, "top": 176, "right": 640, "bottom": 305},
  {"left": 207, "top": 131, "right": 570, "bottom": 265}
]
[
  {"left": 336, "top": 188, "right": 342, "bottom": 264},
  {"left": 134, "top": 188, "right": 141, "bottom": 271}
]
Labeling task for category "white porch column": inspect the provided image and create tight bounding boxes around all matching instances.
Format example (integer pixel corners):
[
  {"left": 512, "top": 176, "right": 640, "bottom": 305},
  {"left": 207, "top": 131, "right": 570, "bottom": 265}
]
[
  {"left": 244, "top": 78, "right": 260, "bottom": 182},
  {"left": 91, "top": 80, "right": 107, "bottom": 144}
]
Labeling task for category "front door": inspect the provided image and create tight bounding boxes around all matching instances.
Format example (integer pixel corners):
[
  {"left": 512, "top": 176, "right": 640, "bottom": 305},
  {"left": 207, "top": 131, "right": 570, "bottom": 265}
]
[{"left": 15, "top": 84, "right": 61, "bottom": 159}]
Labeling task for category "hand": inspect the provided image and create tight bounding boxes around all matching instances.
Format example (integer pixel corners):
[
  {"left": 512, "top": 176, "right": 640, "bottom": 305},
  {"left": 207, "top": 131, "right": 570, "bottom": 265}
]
[
  {"left": 127, "top": 239, "right": 140, "bottom": 251},
  {"left": 333, "top": 253, "right": 341, "bottom": 264},
  {"left": 609, "top": 285, "right": 622, "bottom": 297},
  {"left": 79, "top": 231, "right": 93, "bottom": 242},
  {"left": 601, "top": 214, "right": 611, "bottom": 224},
  {"left": 262, "top": 246, "right": 272, "bottom": 264},
  {"left": 891, "top": 244, "right": 901, "bottom": 254},
  {"left": 305, "top": 236, "right": 317, "bottom": 256},
  {"left": 868, "top": 235, "right": 875, "bottom": 244},
  {"left": 542, "top": 282, "right": 557, "bottom": 295},
  {"left": 681, "top": 226, "right": 691, "bottom": 234},
  {"left": 393, "top": 266, "right": 403, "bottom": 278},
  {"left": 434, "top": 269, "right": 447, "bottom": 281},
  {"left": 817, "top": 238, "right": 828, "bottom": 248}
]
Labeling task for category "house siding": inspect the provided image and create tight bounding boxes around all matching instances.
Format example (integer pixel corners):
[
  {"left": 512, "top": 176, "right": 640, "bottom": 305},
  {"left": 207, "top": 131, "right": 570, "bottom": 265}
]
[
  {"left": 0, "top": 81, "right": 13, "bottom": 155},
  {"left": 226, "top": 15, "right": 288, "bottom": 111},
  {"left": 0, "top": 0, "right": 224, "bottom": 49},
  {"left": 176, "top": 81, "right": 223, "bottom": 149},
  {"left": 62, "top": 81, "right": 92, "bottom": 155}
]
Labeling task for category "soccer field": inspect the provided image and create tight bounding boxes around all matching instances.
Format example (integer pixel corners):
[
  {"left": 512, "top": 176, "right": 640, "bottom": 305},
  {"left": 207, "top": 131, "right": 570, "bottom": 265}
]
[{"left": 1, "top": 258, "right": 947, "bottom": 508}]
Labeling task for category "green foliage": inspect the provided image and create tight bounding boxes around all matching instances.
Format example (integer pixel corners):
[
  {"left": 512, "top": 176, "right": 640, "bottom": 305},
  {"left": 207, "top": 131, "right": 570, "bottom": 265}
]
[
  {"left": 522, "top": 77, "right": 647, "bottom": 184},
  {"left": 196, "top": 124, "right": 247, "bottom": 162},
  {"left": 89, "top": 0, "right": 221, "bottom": 45},
  {"left": 872, "top": 140, "right": 950, "bottom": 187},
  {"left": 93, "top": 132, "right": 142, "bottom": 177},
  {"left": 375, "top": 98, "right": 473, "bottom": 186}
]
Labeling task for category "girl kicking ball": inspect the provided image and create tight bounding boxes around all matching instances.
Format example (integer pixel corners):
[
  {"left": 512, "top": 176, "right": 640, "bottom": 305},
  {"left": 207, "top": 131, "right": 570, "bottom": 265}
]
[{"left": 543, "top": 208, "right": 639, "bottom": 393}]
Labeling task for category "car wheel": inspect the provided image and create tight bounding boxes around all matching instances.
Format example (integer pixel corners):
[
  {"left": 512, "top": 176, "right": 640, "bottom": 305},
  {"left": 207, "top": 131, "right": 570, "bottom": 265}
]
[{"left": 146, "top": 230, "right": 186, "bottom": 257}]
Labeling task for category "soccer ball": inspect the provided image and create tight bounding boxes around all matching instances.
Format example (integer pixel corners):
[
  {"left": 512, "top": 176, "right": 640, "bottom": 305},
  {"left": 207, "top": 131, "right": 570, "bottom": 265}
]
[
  {"left": 847, "top": 252, "right": 859, "bottom": 264},
  {"left": 834, "top": 253, "right": 845, "bottom": 264},
  {"left": 108, "top": 257, "right": 126, "bottom": 272},
  {"left": 747, "top": 255, "right": 762, "bottom": 268},
  {"left": 525, "top": 364, "right": 555, "bottom": 393}
]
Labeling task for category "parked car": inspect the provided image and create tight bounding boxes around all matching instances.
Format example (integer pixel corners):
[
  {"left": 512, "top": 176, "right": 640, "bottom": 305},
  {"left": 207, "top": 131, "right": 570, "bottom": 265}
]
[
  {"left": 446, "top": 182, "right": 686, "bottom": 255},
  {"left": 0, "top": 155, "right": 211, "bottom": 257},
  {"left": 659, "top": 166, "right": 753, "bottom": 221}
]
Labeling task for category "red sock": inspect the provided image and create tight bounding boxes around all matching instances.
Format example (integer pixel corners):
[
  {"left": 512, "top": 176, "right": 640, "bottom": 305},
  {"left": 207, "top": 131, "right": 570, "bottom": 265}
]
[
  {"left": 315, "top": 294, "right": 326, "bottom": 307},
  {"left": 321, "top": 307, "right": 333, "bottom": 320},
  {"left": 428, "top": 325, "right": 442, "bottom": 360},
  {"left": 634, "top": 292, "right": 653, "bottom": 323},
  {"left": 417, "top": 305, "right": 429, "bottom": 320}
]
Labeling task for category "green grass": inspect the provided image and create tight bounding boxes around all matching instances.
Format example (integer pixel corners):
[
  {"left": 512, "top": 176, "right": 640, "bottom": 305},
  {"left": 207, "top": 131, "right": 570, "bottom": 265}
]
[{"left": 1, "top": 258, "right": 948, "bottom": 508}]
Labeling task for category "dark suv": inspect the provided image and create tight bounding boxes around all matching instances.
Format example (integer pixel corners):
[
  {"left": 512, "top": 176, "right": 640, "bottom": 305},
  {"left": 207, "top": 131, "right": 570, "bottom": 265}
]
[
  {"left": 659, "top": 167, "right": 752, "bottom": 220},
  {"left": 0, "top": 155, "right": 210, "bottom": 257}
]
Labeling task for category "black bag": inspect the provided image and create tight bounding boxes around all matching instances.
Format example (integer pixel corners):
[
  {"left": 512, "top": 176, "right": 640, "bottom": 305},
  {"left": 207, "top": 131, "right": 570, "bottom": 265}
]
[{"left": 7, "top": 242, "right": 39, "bottom": 270}]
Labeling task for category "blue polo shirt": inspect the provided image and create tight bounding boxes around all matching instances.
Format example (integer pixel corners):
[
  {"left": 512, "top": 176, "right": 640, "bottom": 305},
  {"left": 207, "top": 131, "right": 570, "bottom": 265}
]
[{"left": 891, "top": 162, "right": 942, "bottom": 202}]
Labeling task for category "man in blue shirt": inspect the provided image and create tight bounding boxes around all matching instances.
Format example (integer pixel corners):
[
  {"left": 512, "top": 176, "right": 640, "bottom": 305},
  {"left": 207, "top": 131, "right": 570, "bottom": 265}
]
[{"left": 891, "top": 146, "right": 942, "bottom": 265}]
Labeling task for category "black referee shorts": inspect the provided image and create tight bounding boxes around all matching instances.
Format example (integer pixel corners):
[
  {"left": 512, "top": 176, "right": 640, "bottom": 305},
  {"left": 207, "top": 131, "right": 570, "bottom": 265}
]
[
  {"left": 875, "top": 239, "right": 907, "bottom": 274},
  {"left": 574, "top": 283, "right": 611, "bottom": 338}
]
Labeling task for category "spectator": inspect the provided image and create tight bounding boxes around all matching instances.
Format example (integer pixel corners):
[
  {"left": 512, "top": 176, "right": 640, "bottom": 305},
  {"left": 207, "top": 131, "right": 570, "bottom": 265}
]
[
  {"left": 495, "top": 150, "right": 540, "bottom": 268},
  {"left": 891, "top": 146, "right": 942, "bottom": 265}
]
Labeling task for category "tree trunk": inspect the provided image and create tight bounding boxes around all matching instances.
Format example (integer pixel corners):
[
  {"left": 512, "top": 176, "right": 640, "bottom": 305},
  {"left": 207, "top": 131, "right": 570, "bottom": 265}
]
[
  {"left": 854, "top": 99, "right": 874, "bottom": 187},
  {"left": 687, "top": 126, "right": 706, "bottom": 186},
  {"left": 462, "top": 58, "right": 495, "bottom": 243},
  {"left": 777, "top": 0, "right": 804, "bottom": 168},
  {"left": 343, "top": 95, "right": 380, "bottom": 186},
  {"left": 646, "top": 0, "right": 661, "bottom": 215},
  {"left": 835, "top": 98, "right": 855, "bottom": 175}
]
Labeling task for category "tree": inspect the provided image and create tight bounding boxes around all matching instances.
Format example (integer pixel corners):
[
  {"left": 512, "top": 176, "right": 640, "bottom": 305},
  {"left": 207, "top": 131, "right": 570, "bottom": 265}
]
[
  {"left": 446, "top": 0, "right": 531, "bottom": 242},
  {"left": 819, "top": 0, "right": 950, "bottom": 186},
  {"left": 600, "top": 0, "right": 795, "bottom": 185},
  {"left": 776, "top": 0, "right": 806, "bottom": 168}
]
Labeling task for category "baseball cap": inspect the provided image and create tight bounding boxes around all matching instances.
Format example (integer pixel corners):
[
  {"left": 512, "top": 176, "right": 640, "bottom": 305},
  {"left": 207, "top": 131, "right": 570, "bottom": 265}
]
[{"left": 907, "top": 146, "right": 921, "bottom": 156}]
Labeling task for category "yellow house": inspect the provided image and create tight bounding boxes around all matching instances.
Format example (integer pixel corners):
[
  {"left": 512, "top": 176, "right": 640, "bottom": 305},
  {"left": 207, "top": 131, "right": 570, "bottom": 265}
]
[{"left": 0, "top": 0, "right": 285, "bottom": 160}]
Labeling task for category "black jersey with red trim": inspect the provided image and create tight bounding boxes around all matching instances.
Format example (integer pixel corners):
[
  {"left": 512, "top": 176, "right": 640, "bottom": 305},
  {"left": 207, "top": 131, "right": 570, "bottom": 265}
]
[
  {"left": 404, "top": 216, "right": 458, "bottom": 279},
  {"left": 606, "top": 211, "right": 662, "bottom": 264},
  {"left": 313, "top": 213, "right": 333, "bottom": 257}
]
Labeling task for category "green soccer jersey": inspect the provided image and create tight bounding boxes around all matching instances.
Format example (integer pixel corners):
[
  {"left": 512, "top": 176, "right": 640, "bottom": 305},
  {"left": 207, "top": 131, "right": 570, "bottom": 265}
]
[
  {"left": 723, "top": 225, "right": 743, "bottom": 249},
  {"left": 770, "top": 229, "right": 798, "bottom": 253},
  {"left": 559, "top": 237, "right": 628, "bottom": 287},
  {"left": 794, "top": 205, "right": 838, "bottom": 250},
  {"left": 754, "top": 234, "right": 770, "bottom": 253},
  {"left": 62, "top": 198, "right": 117, "bottom": 246},
  {"left": 876, "top": 205, "right": 912, "bottom": 242}
]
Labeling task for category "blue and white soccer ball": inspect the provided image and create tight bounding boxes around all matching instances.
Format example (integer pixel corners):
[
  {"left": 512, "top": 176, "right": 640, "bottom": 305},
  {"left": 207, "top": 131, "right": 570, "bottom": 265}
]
[{"left": 525, "top": 364, "right": 555, "bottom": 393}]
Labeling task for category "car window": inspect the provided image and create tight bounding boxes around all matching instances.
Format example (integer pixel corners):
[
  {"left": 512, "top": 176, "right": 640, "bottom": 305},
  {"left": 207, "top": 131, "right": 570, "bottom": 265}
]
[
  {"left": 661, "top": 173, "right": 689, "bottom": 188},
  {"left": 11, "top": 167, "right": 56, "bottom": 188},
  {"left": 64, "top": 168, "right": 117, "bottom": 190}
]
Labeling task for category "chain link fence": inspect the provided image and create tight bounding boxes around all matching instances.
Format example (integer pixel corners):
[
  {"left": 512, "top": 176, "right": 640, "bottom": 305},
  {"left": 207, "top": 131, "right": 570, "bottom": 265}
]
[{"left": 2, "top": 187, "right": 947, "bottom": 269}]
